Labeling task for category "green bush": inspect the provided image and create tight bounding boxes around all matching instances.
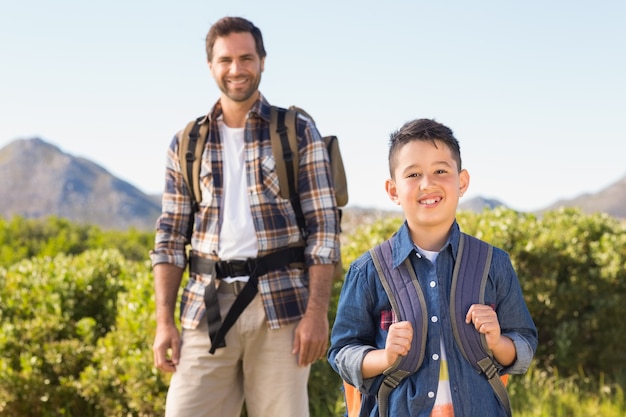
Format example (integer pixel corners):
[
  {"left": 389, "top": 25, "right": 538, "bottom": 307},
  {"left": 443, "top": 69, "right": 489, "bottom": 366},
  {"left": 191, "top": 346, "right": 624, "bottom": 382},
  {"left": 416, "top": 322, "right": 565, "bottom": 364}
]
[
  {"left": 0, "top": 249, "right": 167, "bottom": 416},
  {"left": 0, "top": 216, "right": 154, "bottom": 269},
  {"left": 1, "top": 208, "right": 625, "bottom": 416},
  {"left": 75, "top": 258, "right": 169, "bottom": 416}
]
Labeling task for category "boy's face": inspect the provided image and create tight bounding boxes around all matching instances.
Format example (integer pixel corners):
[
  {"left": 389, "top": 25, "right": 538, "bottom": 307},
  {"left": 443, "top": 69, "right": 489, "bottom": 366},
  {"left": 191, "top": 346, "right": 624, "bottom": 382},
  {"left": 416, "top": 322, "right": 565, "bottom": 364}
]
[{"left": 386, "top": 139, "right": 469, "bottom": 233}]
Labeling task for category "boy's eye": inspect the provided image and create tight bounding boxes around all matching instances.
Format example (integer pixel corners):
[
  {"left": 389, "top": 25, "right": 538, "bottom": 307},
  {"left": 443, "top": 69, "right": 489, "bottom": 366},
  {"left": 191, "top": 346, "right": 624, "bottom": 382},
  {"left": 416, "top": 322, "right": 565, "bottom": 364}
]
[
  {"left": 435, "top": 169, "right": 448, "bottom": 174},
  {"left": 407, "top": 173, "right": 420, "bottom": 178}
]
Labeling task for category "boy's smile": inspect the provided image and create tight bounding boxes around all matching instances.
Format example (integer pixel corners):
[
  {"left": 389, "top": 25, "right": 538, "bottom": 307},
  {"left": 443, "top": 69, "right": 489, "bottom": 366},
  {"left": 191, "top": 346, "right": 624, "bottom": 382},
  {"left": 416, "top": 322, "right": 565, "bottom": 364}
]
[{"left": 386, "top": 139, "right": 469, "bottom": 247}]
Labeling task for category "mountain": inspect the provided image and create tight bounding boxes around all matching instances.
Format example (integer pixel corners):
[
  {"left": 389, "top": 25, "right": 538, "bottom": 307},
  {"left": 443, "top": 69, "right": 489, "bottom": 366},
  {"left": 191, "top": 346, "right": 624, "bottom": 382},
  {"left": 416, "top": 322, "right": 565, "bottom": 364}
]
[
  {"left": 458, "top": 174, "right": 626, "bottom": 219},
  {"left": 540, "top": 174, "right": 626, "bottom": 219},
  {"left": 1, "top": 138, "right": 624, "bottom": 231},
  {"left": 458, "top": 196, "right": 507, "bottom": 212},
  {"left": 0, "top": 138, "right": 161, "bottom": 230}
]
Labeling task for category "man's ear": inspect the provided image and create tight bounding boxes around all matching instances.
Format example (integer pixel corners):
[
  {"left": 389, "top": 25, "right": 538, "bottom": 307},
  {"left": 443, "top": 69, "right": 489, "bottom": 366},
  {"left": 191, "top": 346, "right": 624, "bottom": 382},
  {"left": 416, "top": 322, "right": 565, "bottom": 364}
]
[
  {"left": 459, "top": 169, "right": 470, "bottom": 197},
  {"left": 385, "top": 178, "right": 401, "bottom": 206}
]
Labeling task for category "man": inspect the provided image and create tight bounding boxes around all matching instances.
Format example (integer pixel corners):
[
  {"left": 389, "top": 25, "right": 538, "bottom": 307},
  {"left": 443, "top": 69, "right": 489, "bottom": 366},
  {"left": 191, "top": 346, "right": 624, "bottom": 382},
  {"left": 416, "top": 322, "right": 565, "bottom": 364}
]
[{"left": 150, "top": 16, "right": 339, "bottom": 417}]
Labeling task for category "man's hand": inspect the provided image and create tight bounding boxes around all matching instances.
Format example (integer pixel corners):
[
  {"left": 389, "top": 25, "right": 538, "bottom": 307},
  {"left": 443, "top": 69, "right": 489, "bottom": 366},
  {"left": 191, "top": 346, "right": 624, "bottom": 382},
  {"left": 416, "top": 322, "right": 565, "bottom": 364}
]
[
  {"left": 292, "top": 263, "right": 334, "bottom": 366},
  {"left": 153, "top": 323, "right": 181, "bottom": 373},
  {"left": 152, "top": 263, "right": 184, "bottom": 373},
  {"left": 292, "top": 312, "right": 329, "bottom": 366}
]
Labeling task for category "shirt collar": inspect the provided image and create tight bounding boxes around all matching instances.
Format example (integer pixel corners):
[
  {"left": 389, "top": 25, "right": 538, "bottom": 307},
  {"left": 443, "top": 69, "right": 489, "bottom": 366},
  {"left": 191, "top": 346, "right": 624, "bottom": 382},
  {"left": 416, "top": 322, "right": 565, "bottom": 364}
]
[
  {"left": 198, "top": 92, "right": 272, "bottom": 125},
  {"left": 391, "top": 220, "right": 461, "bottom": 267}
]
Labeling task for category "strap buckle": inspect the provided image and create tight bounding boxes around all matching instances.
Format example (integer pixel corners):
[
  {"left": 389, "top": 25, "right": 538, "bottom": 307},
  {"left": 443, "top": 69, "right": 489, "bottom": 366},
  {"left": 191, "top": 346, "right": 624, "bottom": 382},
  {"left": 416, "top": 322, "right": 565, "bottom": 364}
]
[{"left": 215, "top": 259, "right": 258, "bottom": 278}]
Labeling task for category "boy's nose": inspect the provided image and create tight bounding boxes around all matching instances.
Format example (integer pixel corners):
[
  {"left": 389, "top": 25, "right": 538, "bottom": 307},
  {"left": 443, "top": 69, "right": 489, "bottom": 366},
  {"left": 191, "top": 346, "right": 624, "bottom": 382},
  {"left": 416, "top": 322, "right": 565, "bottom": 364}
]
[{"left": 420, "top": 174, "right": 434, "bottom": 189}]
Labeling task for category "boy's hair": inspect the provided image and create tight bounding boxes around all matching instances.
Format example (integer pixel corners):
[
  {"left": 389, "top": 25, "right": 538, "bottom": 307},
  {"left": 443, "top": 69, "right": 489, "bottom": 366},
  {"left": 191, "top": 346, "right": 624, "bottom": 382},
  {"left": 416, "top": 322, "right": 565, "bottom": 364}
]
[
  {"left": 205, "top": 16, "right": 267, "bottom": 62},
  {"left": 388, "top": 118, "right": 462, "bottom": 178}
]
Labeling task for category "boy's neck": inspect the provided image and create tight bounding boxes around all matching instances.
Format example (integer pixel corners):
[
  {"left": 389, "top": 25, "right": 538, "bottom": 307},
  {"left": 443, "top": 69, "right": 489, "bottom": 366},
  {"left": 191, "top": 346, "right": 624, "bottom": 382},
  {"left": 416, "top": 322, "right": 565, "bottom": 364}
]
[{"left": 409, "top": 223, "right": 452, "bottom": 252}]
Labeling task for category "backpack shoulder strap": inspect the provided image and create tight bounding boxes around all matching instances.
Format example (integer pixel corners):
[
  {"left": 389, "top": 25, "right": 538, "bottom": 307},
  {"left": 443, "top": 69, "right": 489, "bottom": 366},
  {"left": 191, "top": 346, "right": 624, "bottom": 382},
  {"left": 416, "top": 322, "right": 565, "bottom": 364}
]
[
  {"left": 179, "top": 116, "right": 209, "bottom": 212},
  {"left": 270, "top": 106, "right": 306, "bottom": 237},
  {"left": 370, "top": 239, "right": 428, "bottom": 417},
  {"left": 450, "top": 233, "right": 511, "bottom": 417}
]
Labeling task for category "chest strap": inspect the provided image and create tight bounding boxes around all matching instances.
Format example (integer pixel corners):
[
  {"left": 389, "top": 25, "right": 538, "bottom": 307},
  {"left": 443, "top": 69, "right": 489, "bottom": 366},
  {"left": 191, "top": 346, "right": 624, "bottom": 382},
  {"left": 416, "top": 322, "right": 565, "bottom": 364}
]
[{"left": 189, "top": 246, "right": 305, "bottom": 354}]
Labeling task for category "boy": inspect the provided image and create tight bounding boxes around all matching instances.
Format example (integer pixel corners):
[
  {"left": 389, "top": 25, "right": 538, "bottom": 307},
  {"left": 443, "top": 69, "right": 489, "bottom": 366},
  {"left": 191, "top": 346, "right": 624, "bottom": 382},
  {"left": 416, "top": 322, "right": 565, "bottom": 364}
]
[{"left": 328, "top": 118, "right": 537, "bottom": 416}]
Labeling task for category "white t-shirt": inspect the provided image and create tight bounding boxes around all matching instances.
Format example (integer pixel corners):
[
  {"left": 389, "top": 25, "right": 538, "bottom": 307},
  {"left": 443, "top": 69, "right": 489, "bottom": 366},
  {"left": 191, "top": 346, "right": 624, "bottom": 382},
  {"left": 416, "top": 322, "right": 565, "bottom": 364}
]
[
  {"left": 217, "top": 119, "right": 258, "bottom": 280},
  {"left": 417, "top": 246, "right": 454, "bottom": 417}
]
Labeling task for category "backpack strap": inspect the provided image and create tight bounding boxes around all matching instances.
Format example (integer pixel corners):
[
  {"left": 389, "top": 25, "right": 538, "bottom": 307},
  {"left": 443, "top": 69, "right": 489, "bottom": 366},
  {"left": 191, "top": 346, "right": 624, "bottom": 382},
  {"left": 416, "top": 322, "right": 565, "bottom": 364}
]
[
  {"left": 370, "top": 239, "right": 428, "bottom": 417},
  {"left": 369, "top": 233, "right": 511, "bottom": 417},
  {"left": 450, "top": 233, "right": 511, "bottom": 417},
  {"left": 177, "top": 113, "right": 308, "bottom": 354},
  {"left": 270, "top": 106, "right": 306, "bottom": 237},
  {"left": 179, "top": 116, "right": 209, "bottom": 213}
]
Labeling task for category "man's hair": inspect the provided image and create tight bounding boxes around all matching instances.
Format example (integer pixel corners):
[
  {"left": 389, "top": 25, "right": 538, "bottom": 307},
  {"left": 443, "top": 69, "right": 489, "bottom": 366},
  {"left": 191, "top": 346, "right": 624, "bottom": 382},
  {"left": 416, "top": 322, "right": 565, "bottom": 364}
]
[
  {"left": 388, "top": 118, "right": 462, "bottom": 178},
  {"left": 205, "top": 16, "right": 266, "bottom": 62}
]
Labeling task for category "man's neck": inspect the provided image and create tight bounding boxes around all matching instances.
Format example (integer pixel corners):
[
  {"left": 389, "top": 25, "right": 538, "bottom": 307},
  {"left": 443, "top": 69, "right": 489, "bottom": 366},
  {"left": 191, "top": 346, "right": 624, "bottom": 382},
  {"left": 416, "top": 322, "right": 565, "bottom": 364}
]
[{"left": 220, "top": 92, "right": 259, "bottom": 128}]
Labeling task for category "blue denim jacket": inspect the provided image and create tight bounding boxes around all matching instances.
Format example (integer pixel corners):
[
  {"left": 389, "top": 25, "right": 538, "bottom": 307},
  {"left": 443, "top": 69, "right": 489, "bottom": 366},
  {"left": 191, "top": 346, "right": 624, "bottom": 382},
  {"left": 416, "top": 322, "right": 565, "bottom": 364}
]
[{"left": 329, "top": 221, "right": 538, "bottom": 417}]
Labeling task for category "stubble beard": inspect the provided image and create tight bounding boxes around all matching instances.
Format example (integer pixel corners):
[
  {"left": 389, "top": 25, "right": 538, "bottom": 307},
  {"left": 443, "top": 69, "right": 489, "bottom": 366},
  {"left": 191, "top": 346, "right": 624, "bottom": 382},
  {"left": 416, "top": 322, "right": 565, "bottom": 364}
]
[{"left": 218, "top": 74, "right": 262, "bottom": 103}]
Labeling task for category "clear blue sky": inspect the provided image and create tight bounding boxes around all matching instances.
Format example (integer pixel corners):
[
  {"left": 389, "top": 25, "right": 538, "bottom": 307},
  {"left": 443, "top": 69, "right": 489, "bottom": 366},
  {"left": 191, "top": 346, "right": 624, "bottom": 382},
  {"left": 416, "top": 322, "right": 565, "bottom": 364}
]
[{"left": 2, "top": 0, "right": 625, "bottom": 211}]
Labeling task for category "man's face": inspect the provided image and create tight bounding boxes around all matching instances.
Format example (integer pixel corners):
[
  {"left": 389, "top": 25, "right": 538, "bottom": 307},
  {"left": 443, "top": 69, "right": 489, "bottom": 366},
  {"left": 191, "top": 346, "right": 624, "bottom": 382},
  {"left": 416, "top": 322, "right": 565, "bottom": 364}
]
[{"left": 209, "top": 32, "right": 264, "bottom": 105}]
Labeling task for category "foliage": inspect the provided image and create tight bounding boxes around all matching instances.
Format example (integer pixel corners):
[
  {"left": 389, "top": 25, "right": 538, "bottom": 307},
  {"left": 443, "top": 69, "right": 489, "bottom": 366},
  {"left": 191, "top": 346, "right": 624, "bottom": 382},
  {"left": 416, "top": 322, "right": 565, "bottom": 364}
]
[
  {"left": 75, "top": 258, "right": 169, "bottom": 416},
  {"left": 508, "top": 365, "right": 625, "bottom": 417},
  {"left": 1, "top": 208, "right": 625, "bottom": 416},
  {"left": 0, "top": 249, "right": 167, "bottom": 416},
  {"left": 0, "top": 215, "right": 154, "bottom": 269}
]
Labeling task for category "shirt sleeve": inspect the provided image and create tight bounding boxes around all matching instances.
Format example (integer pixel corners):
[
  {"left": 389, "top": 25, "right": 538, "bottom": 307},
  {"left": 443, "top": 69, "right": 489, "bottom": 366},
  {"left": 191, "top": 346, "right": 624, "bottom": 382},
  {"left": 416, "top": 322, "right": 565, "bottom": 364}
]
[
  {"left": 329, "top": 256, "right": 386, "bottom": 393},
  {"left": 490, "top": 247, "right": 539, "bottom": 374},
  {"left": 296, "top": 115, "right": 340, "bottom": 266},
  {"left": 149, "top": 132, "right": 194, "bottom": 269}
]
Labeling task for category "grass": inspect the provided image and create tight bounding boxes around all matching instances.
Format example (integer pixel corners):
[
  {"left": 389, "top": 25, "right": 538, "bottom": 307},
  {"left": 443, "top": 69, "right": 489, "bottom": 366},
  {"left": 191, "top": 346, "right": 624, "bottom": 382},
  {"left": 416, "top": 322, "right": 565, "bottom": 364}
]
[{"left": 509, "top": 367, "right": 625, "bottom": 417}]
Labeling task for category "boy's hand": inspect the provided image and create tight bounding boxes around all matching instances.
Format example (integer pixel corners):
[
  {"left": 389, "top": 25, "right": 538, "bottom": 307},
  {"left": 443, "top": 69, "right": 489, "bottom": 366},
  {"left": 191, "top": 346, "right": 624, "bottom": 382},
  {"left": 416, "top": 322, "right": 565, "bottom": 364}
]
[
  {"left": 384, "top": 321, "right": 413, "bottom": 367},
  {"left": 465, "top": 304, "right": 501, "bottom": 350}
]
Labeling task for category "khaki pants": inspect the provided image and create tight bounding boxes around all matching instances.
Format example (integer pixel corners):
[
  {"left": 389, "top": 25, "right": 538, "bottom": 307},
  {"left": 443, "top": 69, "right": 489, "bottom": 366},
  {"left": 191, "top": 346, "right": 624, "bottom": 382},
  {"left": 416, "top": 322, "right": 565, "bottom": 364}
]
[{"left": 165, "top": 291, "right": 311, "bottom": 417}]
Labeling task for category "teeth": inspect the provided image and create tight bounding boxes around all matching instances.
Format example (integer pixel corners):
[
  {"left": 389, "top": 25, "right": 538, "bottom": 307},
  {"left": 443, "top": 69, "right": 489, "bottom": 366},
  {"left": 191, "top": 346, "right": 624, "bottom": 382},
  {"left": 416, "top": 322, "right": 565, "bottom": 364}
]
[{"left": 421, "top": 198, "right": 438, "bottom": 205}]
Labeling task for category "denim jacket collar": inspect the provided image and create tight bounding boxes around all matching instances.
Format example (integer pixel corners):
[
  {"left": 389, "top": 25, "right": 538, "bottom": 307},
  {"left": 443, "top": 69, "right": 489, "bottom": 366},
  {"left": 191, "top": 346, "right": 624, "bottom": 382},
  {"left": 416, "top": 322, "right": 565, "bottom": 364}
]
[{"left": 391, "top": 220, "right": 461, "bottom": 267}]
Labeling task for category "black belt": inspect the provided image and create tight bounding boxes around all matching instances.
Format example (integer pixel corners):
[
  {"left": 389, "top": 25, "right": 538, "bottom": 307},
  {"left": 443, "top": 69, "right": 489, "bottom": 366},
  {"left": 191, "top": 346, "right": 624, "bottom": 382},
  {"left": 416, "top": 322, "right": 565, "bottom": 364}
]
[
  {"left": 189, "top": 246, "right": 305, "bottom": 354},
  {"left": 190, "top": 256, "right": 261, "bottom": 279}
]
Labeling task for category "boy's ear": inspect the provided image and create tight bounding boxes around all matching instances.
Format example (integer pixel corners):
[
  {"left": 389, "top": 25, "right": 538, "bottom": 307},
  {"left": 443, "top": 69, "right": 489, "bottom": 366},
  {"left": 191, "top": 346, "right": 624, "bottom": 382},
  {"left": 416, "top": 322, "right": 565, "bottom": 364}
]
[
  {"left": 385, "top": 178, "right": 401, "bottom": 205},
  {"left": 459, "top": 169, "right": 470, "bottom": 197}
]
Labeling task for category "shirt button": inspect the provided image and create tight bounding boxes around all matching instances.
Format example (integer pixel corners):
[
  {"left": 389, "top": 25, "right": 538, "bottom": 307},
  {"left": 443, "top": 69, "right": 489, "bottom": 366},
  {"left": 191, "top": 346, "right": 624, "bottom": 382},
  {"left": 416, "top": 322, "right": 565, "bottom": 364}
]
[
  {"left": 432, "top": 353, "right": 439, "bottom": 361},
  {"left": 430, "top": 281, "right": 436, "bottom": 288},
  {"left": 431, "top": 316, "right": 438, "bottom": 323},
  {"left": 428, "top": 391, "right": 435, "bottom": 398}
]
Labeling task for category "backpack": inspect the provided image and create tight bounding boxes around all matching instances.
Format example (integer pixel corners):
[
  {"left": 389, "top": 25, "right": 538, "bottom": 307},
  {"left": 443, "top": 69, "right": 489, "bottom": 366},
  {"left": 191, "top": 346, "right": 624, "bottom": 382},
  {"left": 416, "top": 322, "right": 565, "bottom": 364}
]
[
  {"left": 178, "top": 105, "right": 348, "bottom": 277},
  {"left": 343, "top": 232, "right": 511, "bottom": 417}
]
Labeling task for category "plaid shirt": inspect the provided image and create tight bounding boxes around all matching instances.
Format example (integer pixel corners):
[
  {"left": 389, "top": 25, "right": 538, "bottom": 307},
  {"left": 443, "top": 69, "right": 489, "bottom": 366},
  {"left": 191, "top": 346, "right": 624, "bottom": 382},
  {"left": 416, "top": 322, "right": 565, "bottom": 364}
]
[{"left": 150, "top": 94, "right": 340, "bottom": 330}]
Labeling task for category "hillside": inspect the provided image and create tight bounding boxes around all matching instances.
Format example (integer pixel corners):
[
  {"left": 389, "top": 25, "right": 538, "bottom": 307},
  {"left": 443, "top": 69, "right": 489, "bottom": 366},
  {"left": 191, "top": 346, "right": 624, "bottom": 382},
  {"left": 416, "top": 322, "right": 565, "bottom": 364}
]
[
  {"left": 541, "top": 174, "right": 626, "bottom": 219},
  {"left": 0, "top": 138, "right": 161, "bottom": 230},
  {"left": 458, "top": 196, "right": 507, "bottom": 212},
  {"left": 1, "top": 138, "right": 624, "bottom": 232}
]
